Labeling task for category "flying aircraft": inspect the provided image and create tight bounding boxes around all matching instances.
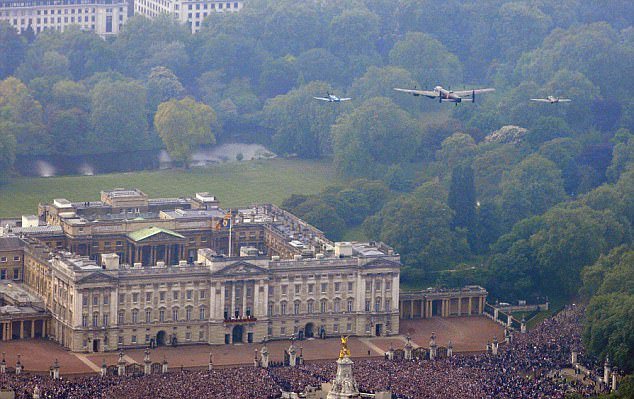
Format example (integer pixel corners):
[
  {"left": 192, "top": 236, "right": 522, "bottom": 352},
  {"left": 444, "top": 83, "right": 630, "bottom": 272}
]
[
  {"left": 393, "top": 86, "right": 495, "bottom": 103},
  {"left": 313, "top": 92, "right": 351, "bottom": 103},
  {"left": 530, "top": 96, "right": 572, "bottom": 104}
]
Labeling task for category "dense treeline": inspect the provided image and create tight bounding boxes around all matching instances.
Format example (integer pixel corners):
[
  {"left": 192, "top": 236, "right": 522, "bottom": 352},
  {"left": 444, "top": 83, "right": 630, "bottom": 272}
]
[{"left": 0, "top": 0, "right": 632, "bottom": 382}]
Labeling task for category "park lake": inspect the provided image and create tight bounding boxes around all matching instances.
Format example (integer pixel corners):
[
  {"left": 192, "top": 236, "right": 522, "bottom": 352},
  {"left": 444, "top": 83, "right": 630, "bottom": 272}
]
[{"left": 16, "top": 143, "right": 275, "bottom": 177}]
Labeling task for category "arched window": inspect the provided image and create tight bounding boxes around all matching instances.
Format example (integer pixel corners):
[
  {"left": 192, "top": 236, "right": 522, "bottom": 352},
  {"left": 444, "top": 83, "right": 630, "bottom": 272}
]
[
  {"left": 347, "top": 298, "right": 354, "bottom": 313},
  {"left": 320, "top": 299, "right": 327, "bottom": 313},
  {"left": 131, "top": 309, "right": 139, "bottom": 324},
  {"left": 172, "top": 307, "right": 179, "bottom": 321},
  {"left": 293, "top": 300, "right": 300, "bottom": 315},
  {"left": 145, "top": 309, "right": 152, "bottom": 323},
  {"left": 159, "top": 308, "right": 165, "bottom": 322},
  {"left": 280, "top": 301, "right": 287, "bottom": 315},
  {"left": 186, "top": 306, "right": 192, "bottom": 321},
  {"left": 118, "top": 311, "right": 125, "bottom": 325},
  {"left": 333, "top": 299, "right": 341, "bottom": 313},
  {"left": 307, "top": 300, "right": 314, "bottom": 314},
  {"left": 199, "top": 306, "right": 206, "bottom": 320}
]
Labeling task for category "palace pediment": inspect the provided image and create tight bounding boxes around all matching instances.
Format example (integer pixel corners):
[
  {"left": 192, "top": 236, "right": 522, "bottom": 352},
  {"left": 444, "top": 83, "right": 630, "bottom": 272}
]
[
  {"left": 77, "top": 272, "right": 118, "bottom": 285},
  {"left": 213, "top": 261, "right": 268, "bottom": 277}
]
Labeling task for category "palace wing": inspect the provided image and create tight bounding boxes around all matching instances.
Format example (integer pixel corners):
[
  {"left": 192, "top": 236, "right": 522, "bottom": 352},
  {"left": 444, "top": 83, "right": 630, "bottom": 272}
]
[
  {"left": 394, "top": 88, "right": 438, "bottom": 97},
  {"left": 454, "top": 88, "right": 496, "bottom": 97}
]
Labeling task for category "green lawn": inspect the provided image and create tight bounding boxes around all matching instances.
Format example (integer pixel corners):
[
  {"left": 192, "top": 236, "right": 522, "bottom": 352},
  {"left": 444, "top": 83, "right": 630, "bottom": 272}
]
[{"left": 0, "top": 159, "right": 338, "bottom": 217}]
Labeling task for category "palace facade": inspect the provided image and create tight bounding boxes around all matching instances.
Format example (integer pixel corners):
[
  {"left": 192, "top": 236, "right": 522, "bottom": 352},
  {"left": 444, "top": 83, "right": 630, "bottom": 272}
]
[{"left": 1, "top": 189, "right": 400, "bottom": 352}]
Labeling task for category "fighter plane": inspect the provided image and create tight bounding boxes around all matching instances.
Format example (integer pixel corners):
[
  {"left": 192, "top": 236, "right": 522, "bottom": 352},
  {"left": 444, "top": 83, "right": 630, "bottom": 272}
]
[
  {"left": 530, "top": 96, "right": 572, "bottom": 104},
  {"left": 313, "top": 92, "right": 351, "bottom": 103},
  {"left": 393, "top": 86, "right": 495, "bottom": 103}
]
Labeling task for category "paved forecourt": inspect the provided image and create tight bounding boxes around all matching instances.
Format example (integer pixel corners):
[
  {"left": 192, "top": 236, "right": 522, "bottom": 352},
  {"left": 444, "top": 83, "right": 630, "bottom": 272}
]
[{"left": 0, "top": 316, "right": 502, "bottom": 374}]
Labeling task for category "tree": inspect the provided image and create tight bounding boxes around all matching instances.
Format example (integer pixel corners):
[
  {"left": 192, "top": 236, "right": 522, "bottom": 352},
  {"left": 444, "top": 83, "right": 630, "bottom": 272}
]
[
  {"left": 348, "top": 66, "right": 421, "bottom": 113},
  {"left": 388, "top": 32, "right": 463, "bottom": 84},
  {"left": 263, "top": 81, "right": 342, "bottom": 158},
  {"left": 0, "top": 22, "right": 26, "bottom": 79},
  {"left": 146, "top": 66, "right": 185, "bottom": 114},
  {"left": 500, "top": 154, "right": 567, "bottom": 227},
  {"left": 607, "top": 131, "right": 634, "bottom": 182},
  {"left": 448, "top": 164, "right": 477, "bottom": 246},
  {"left": 47, "top": 108, "right": 91, "bottom": 155},
  {"left": 154, "top": 97, "right": 216, "bottom": 167},
  {"left": 295, "top": 48, "right": 347, "bottom": 86},
  {"left": 90, "top": 79, "right": 149, "bottom": 152},
  {"left": 0, "top": 129, "right": 16, "bottom": 179},
  {"left": 332, "top": 97, "right": 418, "bottom": 178},
  {"left": 436, "top": 132, "right": 476, "bottom": 170},
  {"left": 258, "top": 56, "right": 298, "bottom": 98},
  {"left": 0, "top": 77, "right": 47, "bottom": 155},
  {"left": 327, "top": 8, "right": 380, "bottom": 58}
]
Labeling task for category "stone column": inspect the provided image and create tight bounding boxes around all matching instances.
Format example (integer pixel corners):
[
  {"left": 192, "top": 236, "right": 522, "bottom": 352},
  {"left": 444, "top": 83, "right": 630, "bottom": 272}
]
[
  {"left": 242, "top": 281, "right": 248, "bottom": 317},
  {"left": 494, "top": 308, "right": 499, "bottom": 321},
  {"left": 260, "top": 345, "right": 269, "bottom": 368},
  {"left": 15, "top": 354, "right": 22, "bottom": 374},
  {"left": 100, "top": 359, "right": 107, "bottom": 377},
  {"left": 571, "top": 351, "right": 578, "bottom": 365},
  {"left": 143, "top": 349, "right": 151, "bottom": 375},
  {"left": 117, "top": 351, "right": 126, "bottom": 376},
  {"left": 458, "top": 297, "right": 462, "bottom": 316},
  {"left": 20, "top": 321, "right": 24, "bottom": 339},
  {"left": 231, "top": 282, "right": 236, "bottom": 318},
  {"left": 410, "top": 300, "right": 414, "bottom": 319},
  {"left": 420, "top": 300, "right": 425, "bottom": 319},
  {"left": 612, "top": 370, "right": 618, "bottom": 392},
  {"left": 209, "top": 353, "right": 213, "bottom": 371},
  {"left": 51, "top": 359, "right": 60, "bottom": 379},
  {"left": 604, "top": 357, "right": 611, "bottom": 384},
  {"left": 468, "top": 297, "right": 472, "bottom": 315},
  {"left": 161, "top": 356, "right": 168, "bottom": 374},
  {"left": 480, "top": 297, "right": 485, "bottom": 314},
  {"left": 31, "top": 320, "right": 35, "bottom": 338}
]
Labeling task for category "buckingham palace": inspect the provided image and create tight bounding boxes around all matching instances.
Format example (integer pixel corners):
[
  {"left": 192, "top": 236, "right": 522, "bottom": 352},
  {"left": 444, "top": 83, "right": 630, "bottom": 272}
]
[{"left": 0, "top": 189, "right": 400, "bottom": 352}]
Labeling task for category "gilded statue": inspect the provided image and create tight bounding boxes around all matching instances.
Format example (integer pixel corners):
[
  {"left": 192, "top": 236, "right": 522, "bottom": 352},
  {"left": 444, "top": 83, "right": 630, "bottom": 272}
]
[{"left": 339, "top": 335, "right": 351, "bottom": 359}]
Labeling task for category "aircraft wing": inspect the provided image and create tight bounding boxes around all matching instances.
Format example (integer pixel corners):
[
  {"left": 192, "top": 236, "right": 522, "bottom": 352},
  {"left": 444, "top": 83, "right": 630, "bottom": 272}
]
[
  {"left": 558, "top": 99, "right": 572, "bottom": 102},
  {"left": 394, "top": 88, "right": 438, "bottom": 97},
  {"left": 530, "top": 99, "right": 551, "bottom": 102},
  {"left": 454, "top": 88, "right": 496, "bottom": 97},
  {"left": 339, "top": 98, "right": 352, "bottom": 101},
  {"left": 313, "top": 97, "right": 331, "bottom": 101}
]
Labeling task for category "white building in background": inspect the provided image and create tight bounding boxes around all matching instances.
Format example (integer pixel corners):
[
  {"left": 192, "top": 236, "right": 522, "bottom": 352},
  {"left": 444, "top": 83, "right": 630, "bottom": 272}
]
[
  {"left": 0, "top": 0, "right": 128, "bottom": 37},
  {"left": 133, "top": 0, "right": 243, "bottom": 33}
]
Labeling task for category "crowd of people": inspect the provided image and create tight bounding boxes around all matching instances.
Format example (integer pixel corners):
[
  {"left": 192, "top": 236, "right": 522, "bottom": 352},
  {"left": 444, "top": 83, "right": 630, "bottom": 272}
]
[{"left": 0, "top": 305, "right": 607, "bottom": 399}]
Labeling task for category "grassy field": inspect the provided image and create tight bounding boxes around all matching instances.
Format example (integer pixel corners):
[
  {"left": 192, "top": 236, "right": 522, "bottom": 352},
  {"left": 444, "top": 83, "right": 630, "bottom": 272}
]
[{"left": 0, "top": 159, "right": 338, "bottom": 217}]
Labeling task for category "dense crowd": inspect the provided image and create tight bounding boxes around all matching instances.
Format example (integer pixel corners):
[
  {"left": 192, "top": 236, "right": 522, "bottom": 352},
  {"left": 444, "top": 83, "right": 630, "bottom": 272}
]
[{"left": 0, "top": 306, "right": 605, "bottom": 399}]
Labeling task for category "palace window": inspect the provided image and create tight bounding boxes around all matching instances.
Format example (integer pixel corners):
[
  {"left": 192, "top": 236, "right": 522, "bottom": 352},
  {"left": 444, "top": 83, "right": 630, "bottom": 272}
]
[
  {"left": 159, "top": 309, "right": 165, "bottom": 322},
  {"left": 385, "top": 280, "right": 391, "bottom": 291},
  {"left": 308, "top": 284, "right": 314, "bottom": 294},
  {"left": 293, "top": 301, "right": 300, "bottom": 315},
  {"left": 159, "top": 291, "right": 165, "bottom": 302},
  {"left": 321, "top": 283, "right": 328, "bottom": 293},
  {"left": 82, "top": 296, "right": 88, "bottom": 307},
  {"left": 172, "top": 308, "right": 179, "bottom": 321},
  {"left": 103, "top": 314, "right": 109, "bottom": 326},
  {"left": 320, "top": 299, "right": 327, "bottom": 313},
  {"left": 307, "top": 300, "right": 314, "bottom": 314},
  {"left": 365, "top": 300, "right": 370, "bottom": 312},
  {"left": 335, "top": 282, "right": 340, "bottom": 292},
  {"left": 82, "top": 314, "right": 88, "bottom": 327},
  {"left": 334, "top": 299, "right": 341, "bottom": 313},
  {"left": 199, "top": 307, "right": 206, "bottom": 320},
  {"left": 132, "top": 309, "right": 138, "bottom": 324},
  {"left": 118, "top": 311, "right": 124, "bottom": 324},
  {"left": 146, "top": 292, "right": 152, "bottom": 302},
  {"left": 146, "top": 310, "right": 152, "bottom": 323},
  {"left": 385, "top": 299, "right": 391, "bottom": 312},
  {"left": 92, "top": 312, "right": 99, "bottom": 327},
  {"left": 280, "top": 301, "right": 287, "bottom": 315},
  {"left": 186, "top": 290, "right": 193, "bottom": 300},
  {"left": 173, "top": 291, "right": 179, "bottom": 300},
  {"left": 375, "top": 297, "right": 381, "bottom": 312},
  {"left": 295, "top": 284, "right": 301, "bottom": 295},
  {"left": 267, "top": 303, "right": 273, "bottom": 316},
  {"left": 186, "top": 307, "right": 192, "bottom": 321},
  {"left": 199, "top": 290, "right": 206, "bottom": 299},
  {"left": 132, "top": 293, "right": 139, "bottom": 303},
  {"left": 347, "top": 299, "right": 353, "bottom": 312},
  {"left": 93, "top": 295, "right": 99, "bottom": 306},
  {"left": 347, "top": 282, "right": 353, "bottom": 291},
  {"left": 131, "top": 335, "right": 137, "bottom": 344},
  {"left": 281, "top": 285, "right": 287, "bottom": 295},
  {"left": 119, "top": 293, "right": 125, "bottom": 304},
  {"left": 103, "top": 295, "right": 109, "bottom": 305}
]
